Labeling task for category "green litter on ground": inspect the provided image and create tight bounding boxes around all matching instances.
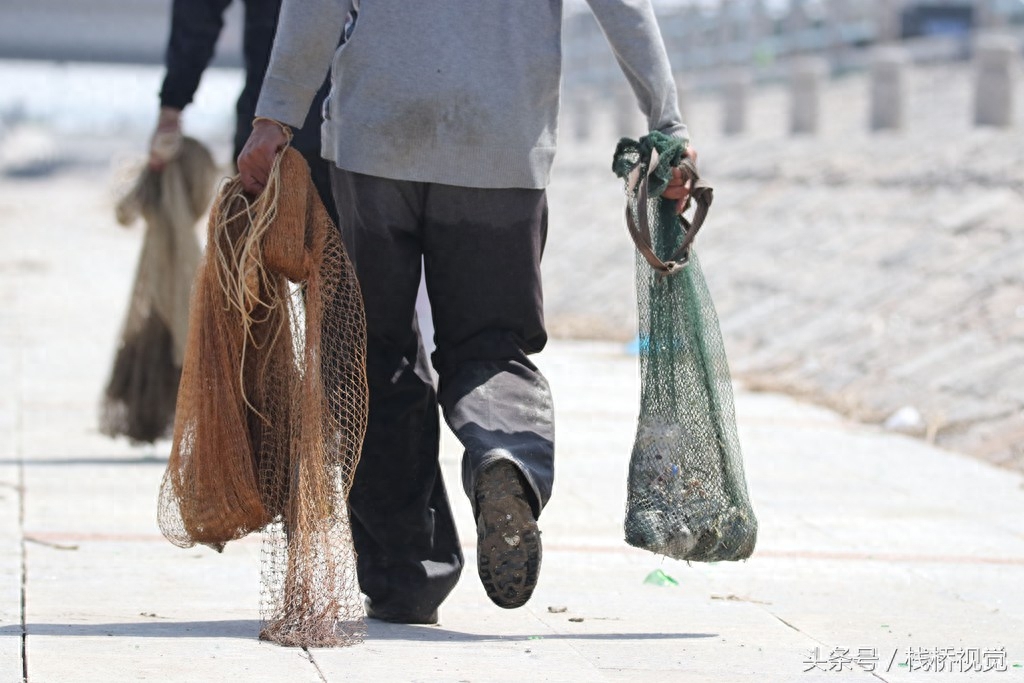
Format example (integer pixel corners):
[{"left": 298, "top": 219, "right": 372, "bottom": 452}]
[{"left": 643, "top": 569, "right": 679, "bottom": 586}]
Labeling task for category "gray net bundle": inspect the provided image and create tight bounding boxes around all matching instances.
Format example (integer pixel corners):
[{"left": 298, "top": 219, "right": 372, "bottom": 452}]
[
  {"left": 101, "top": 137, "right": 217, "bottom": 443},
  {"left": 612, "top": 131, "right": 757, "bottom": 563},
  {"left": 158, "top": 147, "right": 368, "bottom": 647}
]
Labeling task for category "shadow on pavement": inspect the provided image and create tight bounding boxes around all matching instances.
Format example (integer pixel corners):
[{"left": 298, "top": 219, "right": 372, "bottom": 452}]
[
  {"left": 365, "top": 624, "right": 719, "bottom": 643},
  {"left": 0, "top": 622, "right": 718, "bottom": 643},
  {"left": 0, "top": 456, "right": 169, "bottom": 466},
  {"left": 1, "top": 621, "right": 260, "bottom": 640}
]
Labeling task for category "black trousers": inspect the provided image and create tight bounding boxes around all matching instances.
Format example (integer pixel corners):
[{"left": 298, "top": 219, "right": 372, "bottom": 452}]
[{"left": 330, "top": 168, "right": 556, "bottom": 616}]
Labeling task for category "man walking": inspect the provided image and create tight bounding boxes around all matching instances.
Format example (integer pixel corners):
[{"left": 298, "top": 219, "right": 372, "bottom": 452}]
[{"left": 238, "top": 0, "right": 694, "bottom": 624}]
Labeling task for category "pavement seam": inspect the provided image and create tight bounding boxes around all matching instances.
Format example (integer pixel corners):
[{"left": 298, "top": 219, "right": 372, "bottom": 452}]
[
  {"left": 301, "top": 647, "right": 328, "bottom": 683},
  {"left": 15, "top": 314, "right": 27, "bottom": 683},
  {"left": 18, "top": 457, "right": 27, "bottom": 683},
  {"left": 768, "top": 611, "right": 890, "bottom": 682},
  {"left": 526, "top": 607, "right": 611, "bottom": 681},
  {"left": 870, "top": 669, "right": 892, "bottom": 683}
]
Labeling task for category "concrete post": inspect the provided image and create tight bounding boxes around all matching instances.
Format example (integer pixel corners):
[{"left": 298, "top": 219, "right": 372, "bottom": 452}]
[
  {"left": 874, "top": 0, "right": 905, "bottom": 43},
  {"left": 722, "top": 69, "right": 751, "bottom": 136},
  {"left": 614, "top": 84, "right": 645, "bottom": 138},
  {"left": 789, "top": 57, "right": 827, "bottom": 135},
  {"left": 717, "top": 0, "right": 734, "bottom": 46},
  {"left": 571, "top": 89, "right": 594, "bottom": 142},
  {"left": 870, "top": 47, "right": 908, "bottom": 131},
  {"left": 974, "top": 35, "right": 1018, "bottom": 128},
  {"left": 977, "top": 0, "right": 1008, "bottom": 30},
  {"left": 750, "top": 0, "right": 772, "bottom": 40},
  {"left": 749, "top": 0, "right": 774, "bottom": 68},
  {"left": 783, "top": 0, "right": 812, "bottom": 34},
  {"left": 674, "top": 73, "right": 690, "bottom": 123}
]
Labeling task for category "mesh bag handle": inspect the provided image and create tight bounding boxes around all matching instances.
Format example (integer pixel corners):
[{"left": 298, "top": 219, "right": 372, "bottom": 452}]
[{"left": 624, "top": 150, "right": 714, "bottom": 275}]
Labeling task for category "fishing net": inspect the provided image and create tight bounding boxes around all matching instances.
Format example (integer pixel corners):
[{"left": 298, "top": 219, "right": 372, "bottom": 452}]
[
  {"left": 101, "top": 136, "right": 217, "bottom": 443},
  {"left": 613, "top": 131, "right": 757, "bottom": 563},
  {"left": 158, "top": 146, "right": 369, "bottom": 647}
]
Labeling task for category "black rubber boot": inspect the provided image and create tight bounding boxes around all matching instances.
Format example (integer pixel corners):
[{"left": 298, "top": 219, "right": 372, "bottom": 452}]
[
  {"left": 474, "top": 461, "right": 542, "bottom": 609},
  {"left": 364, "top": 598, "right": 439, "bottom": 625}
]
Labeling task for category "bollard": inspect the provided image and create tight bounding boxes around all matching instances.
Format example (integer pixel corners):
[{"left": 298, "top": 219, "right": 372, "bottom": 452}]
[
  {"left": 974, "top": 35, "right": 1018, "bottom": 128},
  {"left": 870, "top": 47, "right": 908, "bottom": 131},
  {"left": 571, "top": 88, "right": 594, "bottom": 142},
  {"left": 789, "top": 57, "right": 827, "bottom": 135},
  {"left": 874, "top": 0, "right": 903, "bottom": 43},
  {"left": 674, "top": 73, "right": 690, "bottom": 123},
  {"left": 722, "top": 70, "right": 751, "bottom": 136},
  {"left": 615, "top": 83, "right": 645, "bottom": 137}
]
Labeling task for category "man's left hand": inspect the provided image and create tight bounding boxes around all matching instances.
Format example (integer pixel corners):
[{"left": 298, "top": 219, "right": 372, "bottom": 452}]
[{"left": 662, "top": 146, "right": 698, "bottom": 214}]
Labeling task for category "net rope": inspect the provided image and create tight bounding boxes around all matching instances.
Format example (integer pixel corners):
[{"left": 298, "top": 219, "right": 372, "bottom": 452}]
[
  {"left": 158, "top": 147, "right": 368, "bottom": 646},
  {"left": 101, "top": 137, "right": 217, "bottom": 443}
]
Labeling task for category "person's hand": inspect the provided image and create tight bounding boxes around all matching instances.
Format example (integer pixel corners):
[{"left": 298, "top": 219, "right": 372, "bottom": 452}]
[
  {"left": 237, "top": 118, "right": 291, "bottom": 195},
  {"left": 662, "top": 146, "right": 698, "bottom": 214},
  {"left": 148, "top": 106, "right": 183, "bottom": 171}
]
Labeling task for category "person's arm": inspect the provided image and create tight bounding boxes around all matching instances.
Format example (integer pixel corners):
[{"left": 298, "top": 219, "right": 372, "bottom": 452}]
[
  {"left": 586, "top": 0, "right": 694, "bottom": 209},
  {"left": 585, "top": 0, "right": 688, "bottom": 143},
  {"left": 159, "top": 0, "right": 234, "bottom": 111},
  {"left": 150, "top": 0, "right": 233, "bottom": 169},
  {"left": 238, "top": 0, "right": 351, "bottom": 193},
  {"left": 254, "top": 0, "right": 350, "bottom": 128}
]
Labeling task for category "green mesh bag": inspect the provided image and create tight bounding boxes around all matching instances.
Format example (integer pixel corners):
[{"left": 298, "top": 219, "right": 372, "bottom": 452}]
[{"left": 613, "top": 131, "right": 757, "bottom": 563}]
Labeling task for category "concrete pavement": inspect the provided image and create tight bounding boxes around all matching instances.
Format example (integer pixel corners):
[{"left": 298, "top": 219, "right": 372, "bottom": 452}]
[{"left": 2, "top": 168, "right": 1024, "bottom": 683}]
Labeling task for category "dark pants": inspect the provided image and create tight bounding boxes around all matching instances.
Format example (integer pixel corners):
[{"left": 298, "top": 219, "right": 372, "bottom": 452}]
[{"left": 330, "top": 168, "right": 556, "bottom": 617}]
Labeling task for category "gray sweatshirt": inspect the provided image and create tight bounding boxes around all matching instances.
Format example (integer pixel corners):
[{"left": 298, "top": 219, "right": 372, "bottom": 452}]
[{"left": 256, "top": 0, "right": 687, "bottom": 190}]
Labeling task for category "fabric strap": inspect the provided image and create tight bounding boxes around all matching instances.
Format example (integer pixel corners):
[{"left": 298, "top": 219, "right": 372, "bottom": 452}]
[{"left": 624, "top": 150, "right": 713, "bottom": 275}]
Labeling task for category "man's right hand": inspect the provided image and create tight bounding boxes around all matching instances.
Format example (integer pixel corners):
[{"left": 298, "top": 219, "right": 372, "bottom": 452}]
[
  {"left": 148, "top": 106, "right": 183, "bottom": 171},
  {"left": 663, "top": 146, "right": 699, "bottom": 215},
  {"left": 237, "top": 119, "right": 290, "bottom": 195}
]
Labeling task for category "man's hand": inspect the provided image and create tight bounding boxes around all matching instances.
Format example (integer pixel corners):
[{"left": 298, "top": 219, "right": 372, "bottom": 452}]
[
  {"left": 237, "top": 119, "right": 290, "bottom": 195},
  {"left": 148, "top": 106, "right": 183, "bottom": 171},
  {"left": 662, "top": 146, "right": 699, "bottom": 214}
]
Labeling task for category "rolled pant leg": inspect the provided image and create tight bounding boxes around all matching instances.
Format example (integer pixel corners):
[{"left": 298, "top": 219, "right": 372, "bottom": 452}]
[
  {"left": 330, "top": 168, "right": 463, "bottom": 618},
  {"left": 423, "top": 184, "right": 555, "bottom": 518}
]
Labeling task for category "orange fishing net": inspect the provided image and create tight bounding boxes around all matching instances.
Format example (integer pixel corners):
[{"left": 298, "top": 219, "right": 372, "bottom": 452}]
[
  {"left": 102, "top": 137, "right": 217, "bottom": 443},
  {"left": 158, "top": 147, "right": 369, "bottom": 647}
]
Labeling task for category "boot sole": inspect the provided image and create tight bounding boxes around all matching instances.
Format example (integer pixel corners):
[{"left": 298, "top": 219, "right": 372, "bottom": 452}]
[{"left": 476, "top": 467, "right": 542, "bottom": 609}]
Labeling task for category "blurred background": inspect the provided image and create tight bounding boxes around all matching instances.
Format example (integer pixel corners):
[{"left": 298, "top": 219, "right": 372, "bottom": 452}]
[{"left": 1, "top": 0, "right": 1022, "bottom": 472}]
